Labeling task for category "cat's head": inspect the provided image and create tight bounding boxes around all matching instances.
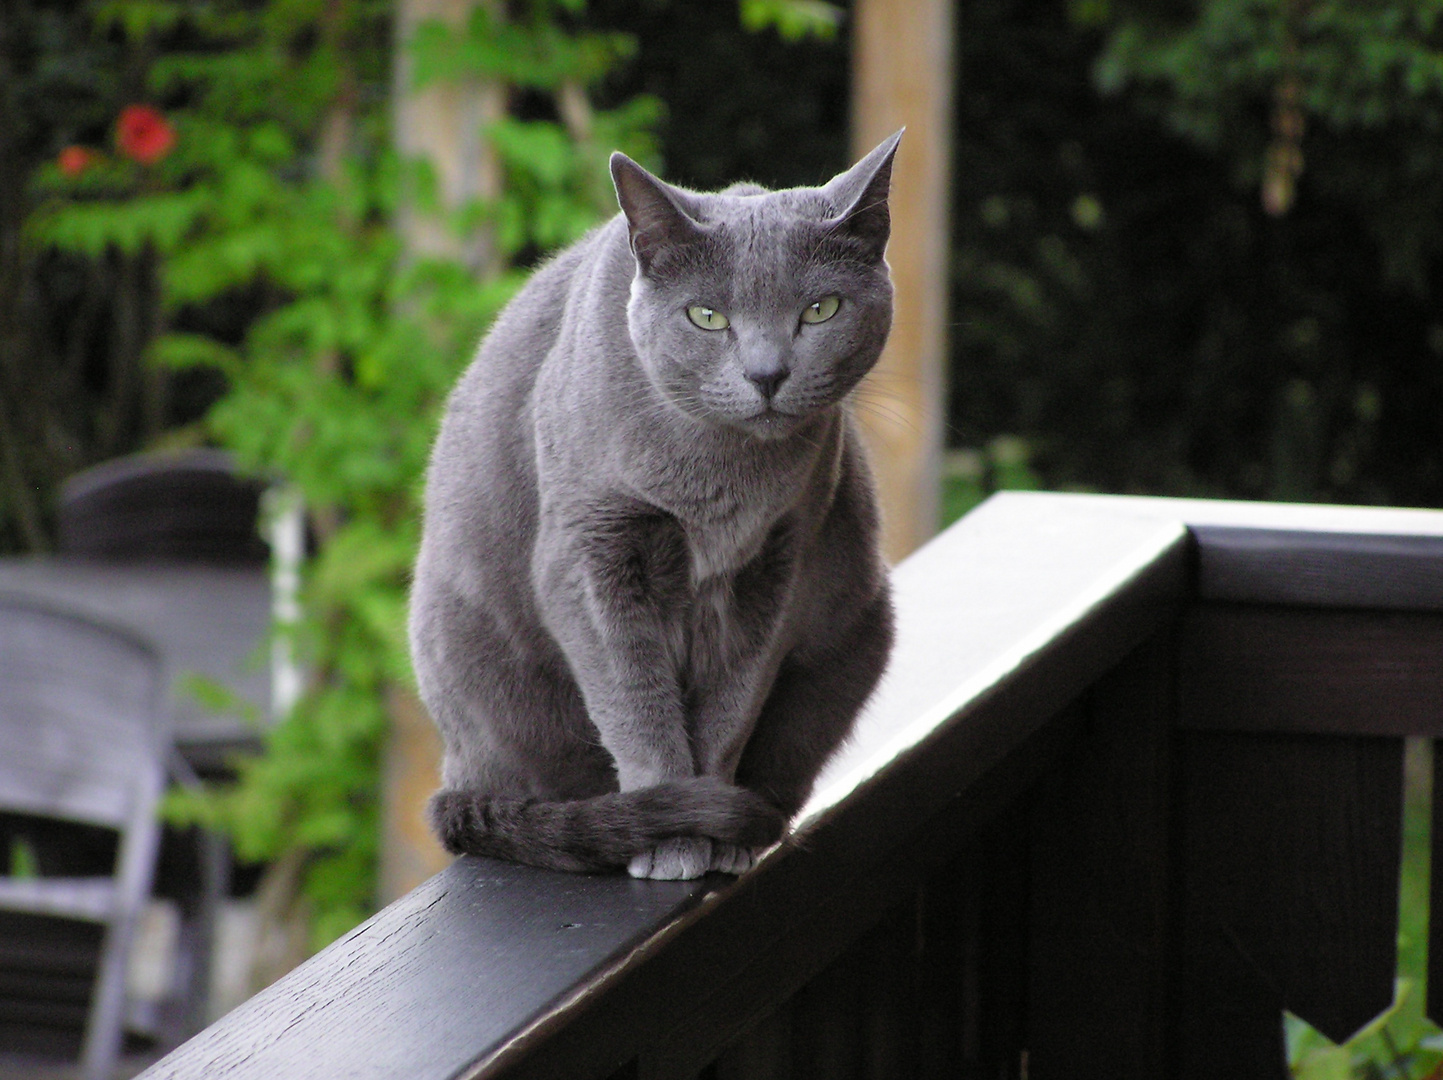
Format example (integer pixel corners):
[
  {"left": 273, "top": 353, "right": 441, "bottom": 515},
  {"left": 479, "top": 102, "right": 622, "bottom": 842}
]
[{"left": 610, "top": 133, "right": 900, "bottom": 442}]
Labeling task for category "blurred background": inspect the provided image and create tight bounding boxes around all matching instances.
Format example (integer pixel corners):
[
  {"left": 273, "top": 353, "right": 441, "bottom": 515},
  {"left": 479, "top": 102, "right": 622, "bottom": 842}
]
[{"left": 2, "top": 0, "right": 1443, "bottom": 1071}]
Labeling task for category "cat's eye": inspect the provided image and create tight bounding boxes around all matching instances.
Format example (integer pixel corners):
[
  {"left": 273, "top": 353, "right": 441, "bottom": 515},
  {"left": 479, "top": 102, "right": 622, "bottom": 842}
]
[
  {"left": 687, "top": 305, "right": 730, "bottom": 331},
  {"left": 801, "top": 296, "right": 841, "bottom": 324}
]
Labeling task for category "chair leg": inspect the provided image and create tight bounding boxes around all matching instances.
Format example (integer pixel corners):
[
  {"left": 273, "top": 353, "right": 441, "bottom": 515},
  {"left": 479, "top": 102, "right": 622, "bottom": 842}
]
[
  {"left": 79, "top": 915, "right": 130, "bottom": 1080},
  {"left": 177, "top": 829, "right": 230, "bottom": 1035},
  {"left": 166, "top": 752, "right": 233, "bottom": 1036},
  {"left": 83, "top": 766, "right": 165, "bottom": 1080}
]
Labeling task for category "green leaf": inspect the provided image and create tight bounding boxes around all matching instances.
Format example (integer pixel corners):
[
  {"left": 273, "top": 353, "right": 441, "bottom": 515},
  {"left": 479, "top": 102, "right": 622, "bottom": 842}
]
[{"left": 739, "top": 0, "right": 843, "bottom": 42}]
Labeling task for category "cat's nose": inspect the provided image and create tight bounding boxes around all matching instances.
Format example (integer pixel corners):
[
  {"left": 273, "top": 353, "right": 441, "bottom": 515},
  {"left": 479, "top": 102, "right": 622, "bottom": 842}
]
[{"left": 745, "top": 363, "right": 789, "bottom": 400}]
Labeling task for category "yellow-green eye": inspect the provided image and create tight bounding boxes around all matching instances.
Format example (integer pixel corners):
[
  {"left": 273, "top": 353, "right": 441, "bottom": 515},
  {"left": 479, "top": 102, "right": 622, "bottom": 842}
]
[
  {"left": 801, "top": 296, "right": 841, "bottom": 324},
  {"left": 687, "top": 305, "right": 730, "bottom": 331}
]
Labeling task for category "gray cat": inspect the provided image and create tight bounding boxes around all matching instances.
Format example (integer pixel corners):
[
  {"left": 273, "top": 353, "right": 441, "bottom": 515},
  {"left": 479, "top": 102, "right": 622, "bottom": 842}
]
[{"left": 409, "top": 133, "right": 900, "bottom": 880}]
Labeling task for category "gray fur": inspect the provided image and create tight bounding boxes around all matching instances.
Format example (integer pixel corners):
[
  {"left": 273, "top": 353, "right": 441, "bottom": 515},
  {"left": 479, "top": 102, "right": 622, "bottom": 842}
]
[{"left": 410, "top": 133, "right": 901, "bottom": 880}]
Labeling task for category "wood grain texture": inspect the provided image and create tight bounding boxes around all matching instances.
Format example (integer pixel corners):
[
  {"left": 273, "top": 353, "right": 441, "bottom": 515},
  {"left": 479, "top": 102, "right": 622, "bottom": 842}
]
[
  {"left": 1175, "top": 732, "right": 1402, "bottom": 1071},
  {"left": 1192, "top": 527, "right": 1443, "bottom": 611},
  {"left": 138, "top": 491, "right": 1443, "bottom": 1080},
  {"left": 1177, "top": 604, "right": 1443, "bottom": 735},
  {"left": 140, "top": 861, "right": 710, "bottom": 1080}
]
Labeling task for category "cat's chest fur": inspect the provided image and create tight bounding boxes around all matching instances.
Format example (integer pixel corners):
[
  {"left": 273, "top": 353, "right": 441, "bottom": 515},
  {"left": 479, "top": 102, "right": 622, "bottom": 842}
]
[
  {"left": 616, "top": 416, "right": 838, "bottom": 588},
  {"left": 675, "top": 508, "right": 794, "bottom": 699},
  {"left": 683, "top": 512, "right": 767, "bottom": 585},
  {"left": 646, "top": 461, "right": 785, "bottom": 586},
  {"left": 666, "top": 433, "right": 841, "bottom": 686}
]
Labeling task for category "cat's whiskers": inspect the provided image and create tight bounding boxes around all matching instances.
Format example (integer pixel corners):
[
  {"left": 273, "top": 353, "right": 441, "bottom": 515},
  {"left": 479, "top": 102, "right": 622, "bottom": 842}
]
[
  {"left": 853, "top": 374, "right": 914, "bottom": 407},
  {"left": 852, "top": 381, "right": 911, "bottom": 409},
  {"left": 849, "top": 389, "right": 920, "bottom": 436},
  {"left": 609, "top": 381, "right": 707, "bottom": 418},
  {"left": 851, "top": 385, "right": 911, "bottom": 412}
]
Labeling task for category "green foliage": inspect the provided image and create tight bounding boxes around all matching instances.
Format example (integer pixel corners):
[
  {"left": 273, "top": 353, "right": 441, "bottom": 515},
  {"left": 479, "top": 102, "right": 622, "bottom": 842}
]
[
  {"left": 409, "top": 2, "right": 636, "bottom": 89},
  {"left": 32, "top": 0, "right": 656, "bottom": 950},
  {"left": 1096, "top": 1, "right": 1443, "bottom": 140},
  {"left": 486, "top": 108, "right": 662, "bottom": 254},
  {"left": 738, "top": 0, "right": 843, "bottom": 42},
  {"left": 8, "top": 838, "right": 39, "bottom": 881}
]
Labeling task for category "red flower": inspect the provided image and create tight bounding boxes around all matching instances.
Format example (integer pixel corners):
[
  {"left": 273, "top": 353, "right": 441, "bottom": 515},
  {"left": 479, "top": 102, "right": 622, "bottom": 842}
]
[
  {"left": 115, "top": 105, "right": 175, "bottom": 166},
  {"left": 57, "top": 145, "right": 97, "bottom": 177}
]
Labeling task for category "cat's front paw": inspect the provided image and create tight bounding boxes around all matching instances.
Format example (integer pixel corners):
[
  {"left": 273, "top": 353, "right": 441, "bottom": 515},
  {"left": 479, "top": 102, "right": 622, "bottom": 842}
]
[
  {"left": 708, "top": 843, "right": 761, "bottom": 875},
  {"left": 628, "top": 837, "right": 712, "bottom": 880}
]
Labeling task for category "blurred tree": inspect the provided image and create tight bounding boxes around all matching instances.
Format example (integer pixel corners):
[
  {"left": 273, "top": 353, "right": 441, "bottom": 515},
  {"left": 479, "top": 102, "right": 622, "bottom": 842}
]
[
  {"left": 947, "top": 0, "right": 1443, "bottom": 508},
  {"left": 1094, "top": 0, "right": 1443, "bottom": 282},
  {"left": 851, "top": 0, "right": 954, "bottom": 559},
  {"left": 588, "top": 0, "right": 850, "bottom": 189}
]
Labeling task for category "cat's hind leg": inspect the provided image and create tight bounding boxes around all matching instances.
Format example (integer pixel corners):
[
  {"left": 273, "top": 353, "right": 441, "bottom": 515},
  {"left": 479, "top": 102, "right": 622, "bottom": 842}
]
[
  {"left": 686, "top": 593, "right": 892, "bottom": 878},
  {"left": 737, "top": 592, "right": 894, "bottom": 818}
]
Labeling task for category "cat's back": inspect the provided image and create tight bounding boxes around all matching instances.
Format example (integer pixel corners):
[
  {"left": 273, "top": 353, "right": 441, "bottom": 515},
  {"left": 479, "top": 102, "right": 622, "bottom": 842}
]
[
  {"left": 441, "top": 222, "right": 617, "bottom": 436},
  {"left": 416, "top": 220, "right": 624, "bottom": 597}
]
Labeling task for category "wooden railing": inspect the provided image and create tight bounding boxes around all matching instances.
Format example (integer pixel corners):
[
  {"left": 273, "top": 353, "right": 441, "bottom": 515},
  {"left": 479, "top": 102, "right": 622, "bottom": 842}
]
[{"left": 138, "top": 492, "right": 1443, "bottom": 1080}]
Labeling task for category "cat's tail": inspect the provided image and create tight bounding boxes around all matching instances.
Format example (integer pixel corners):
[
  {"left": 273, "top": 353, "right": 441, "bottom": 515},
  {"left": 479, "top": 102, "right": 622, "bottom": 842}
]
[{"left": 427, "top": 777, "right": 787, "bottom": 873}]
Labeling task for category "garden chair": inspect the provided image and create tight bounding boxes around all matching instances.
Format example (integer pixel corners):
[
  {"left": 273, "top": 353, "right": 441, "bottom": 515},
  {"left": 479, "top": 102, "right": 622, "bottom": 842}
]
[
  {"left": 55, "top": 446, "right": 280, "bottom": 1033},
  {"left": 57, "top": 448, "right": 268, "bottom": 564},
  {"left": 0, "top": 594, "right": 167, "bottom": 1080}
]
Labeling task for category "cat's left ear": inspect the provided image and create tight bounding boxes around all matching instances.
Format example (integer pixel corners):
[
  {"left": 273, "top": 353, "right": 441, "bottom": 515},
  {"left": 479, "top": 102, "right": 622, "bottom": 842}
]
[
  {"left": 610, "top": 153, "right": 705, "bottom": 275},
  {"left": 821, "top": 129, "right": 903, "bottom": 263}
]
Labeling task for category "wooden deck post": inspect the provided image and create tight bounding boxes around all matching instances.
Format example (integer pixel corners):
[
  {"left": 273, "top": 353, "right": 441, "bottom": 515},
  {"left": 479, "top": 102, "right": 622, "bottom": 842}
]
[
  {"left": 851, "top": 0, "right": 955, "bottom": 562},
  {"left": 391, "top": 0, "right": 505, "bottom": 273},
  {"left": 379, "top": 0, "right": 505, "bottom": 903}
]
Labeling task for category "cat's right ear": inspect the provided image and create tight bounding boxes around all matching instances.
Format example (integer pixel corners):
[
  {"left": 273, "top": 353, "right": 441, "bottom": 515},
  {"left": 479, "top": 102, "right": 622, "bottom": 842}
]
[
  {"left": 821, "top": 130, "right": 903, "bottom": 264},
  {"left": 610, "top": 153, "right": 704, "bottom": 275}
]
